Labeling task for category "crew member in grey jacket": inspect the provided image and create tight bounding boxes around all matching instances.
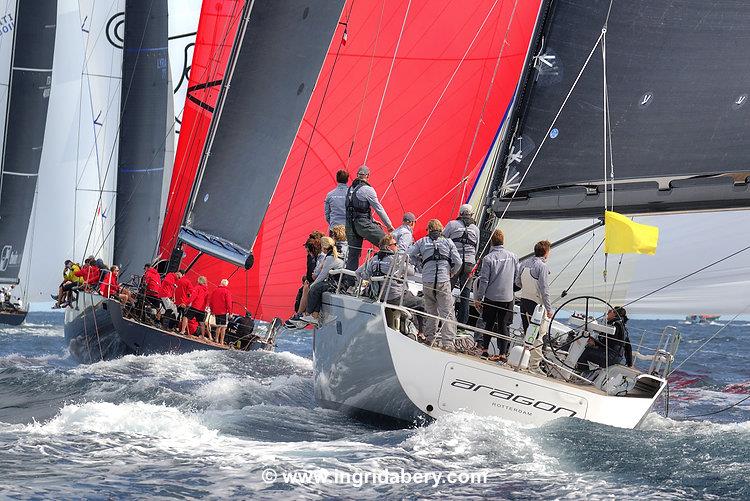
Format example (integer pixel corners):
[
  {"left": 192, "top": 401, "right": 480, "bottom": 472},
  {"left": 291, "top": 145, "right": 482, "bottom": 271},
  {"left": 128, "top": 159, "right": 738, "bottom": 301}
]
[
  {"left": 443, "top": 204, "right": 480, "bottom": 323},
  {"left": 474, "top": 228, "right": 518, "bottom": 358},
  {"left": 408, "top": 219, "right": 462, "bottom": 350},
  {"left": 345, "top": 165, "right": 394, "bottom": 272},
  {"left": 391, "top": 212, "right": 416, "bottom": 252},
  {"left": 324, "top": 170, "right": 350, "bottom": 230},
  {"left": 515, "top": 240, "right": 553, "bottom": 332}
]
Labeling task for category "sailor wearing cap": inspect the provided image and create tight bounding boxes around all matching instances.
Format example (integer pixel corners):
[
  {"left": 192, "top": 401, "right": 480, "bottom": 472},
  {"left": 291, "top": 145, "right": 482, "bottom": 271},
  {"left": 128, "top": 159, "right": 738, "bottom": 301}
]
[
  {"left": 391, "top": 212, "right": 416, "bottom": 252},
  {"left": 443, "top": 204, "right": 480, "bottom": 323},
  {"left": 344, "top": 165, "right": 394, "bottom": 271}
]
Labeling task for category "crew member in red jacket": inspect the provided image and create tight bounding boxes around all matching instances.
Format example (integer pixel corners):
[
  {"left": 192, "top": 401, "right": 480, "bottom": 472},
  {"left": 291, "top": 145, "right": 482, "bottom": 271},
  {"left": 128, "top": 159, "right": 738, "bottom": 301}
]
[
  {"left": 209, "top": 278, "right": 232, "bottom": 344},
  {"left": 75, "top": 257, "right": 101, "bottom": 290},
  {"left": 99, "top": 266, "right": 133, "bottom": 304},
  {"left": 185, "top": 276, "right": 209, "bottom": 339},
  {"left": 142, "top": 264, "right": 162, "bottom": 315},
  {"left": 175, "top": 270, "right": 193, "bottom": 335},
  {"left": 158, "top": 270, "right": 179, "bottom": 320}
]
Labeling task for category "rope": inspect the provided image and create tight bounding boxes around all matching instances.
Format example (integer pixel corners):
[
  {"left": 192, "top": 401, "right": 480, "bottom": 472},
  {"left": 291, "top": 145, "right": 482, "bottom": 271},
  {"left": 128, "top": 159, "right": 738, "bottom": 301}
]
[
  {"left": 383, "top": 0, "right": 501, "bottom": 199},
  {"left": 363, "top": 0, "right": 411, "bottom": 164},
  {"left": 681, "top": 394, "right": 750, "bottom": 419}
]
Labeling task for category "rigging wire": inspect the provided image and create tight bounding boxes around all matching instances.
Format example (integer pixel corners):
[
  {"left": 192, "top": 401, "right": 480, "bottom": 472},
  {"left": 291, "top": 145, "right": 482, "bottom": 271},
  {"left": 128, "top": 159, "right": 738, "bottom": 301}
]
[
  {"left": 254, "top": 4, "right": 354, "bottom": 314},
  {"left": 681, "top": 394, "right": 750, "bottom": 420},
  {"left": 363, "top": 0, "right": 411, "bottom": 165},
  {"left": 382, "top": 0, "right": 500, "bottom": 199}
]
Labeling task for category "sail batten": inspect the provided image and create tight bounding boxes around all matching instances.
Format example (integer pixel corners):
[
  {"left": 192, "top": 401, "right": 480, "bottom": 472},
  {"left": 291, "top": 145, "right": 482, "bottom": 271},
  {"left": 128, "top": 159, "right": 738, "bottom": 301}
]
[{"left": 494, "top": 0, "right": 750, "bottom": 219}]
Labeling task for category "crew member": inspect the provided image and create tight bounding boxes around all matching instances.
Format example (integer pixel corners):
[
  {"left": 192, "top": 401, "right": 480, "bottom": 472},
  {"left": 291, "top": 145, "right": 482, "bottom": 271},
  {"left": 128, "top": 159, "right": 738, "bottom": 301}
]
[
  {"left": 577, "top": 306, "right": 634, "bottom": 371},
  {"left": 443, "top": 204, "right": 480, "bottom": 324},
  {"left": 301, "top": 236, "right": 343, "bottom": 326},
  {"left": 210, "top": 278, "right": 232, "bottom": 344},
  {"left": 175, "top": 270, "right": 193, "bottom": 335},
  {"left": 324, "top": 169, "right": 350, "bottom": 230},
  {"left": 408, "top": 219, "right": 462, "bottom": 350},
  {"left": 142, "top": 264, "right": 162, "bottom": 315},
  {"left": 474, "top": 228, "right": 518, "bottom": 360},
  {"left": 75, "top": 257, "right": 101, "bottom": 290},
  {"left": 345, "top": 165, "right": 394, "bottom": 272},
  {"left": 185, "top": 276, "right": 209, "bottom": 339},
  {"left": 330, "top": 224, "right": 348, "bottom": 263},
  {"left": 286, "top": 232, "right": 323, "bottom": 329},
  {"left": 392, "top": 212, "right": 416, "bottom": 252},
  {"left": 516, "top": 240, "right": 553, "bottom": 331},
  {"left": 158, "top": 270, "right": 179, "bottom": 321},
  {"left": 53, "top": 260, "right": 82, "bottom": 308}
]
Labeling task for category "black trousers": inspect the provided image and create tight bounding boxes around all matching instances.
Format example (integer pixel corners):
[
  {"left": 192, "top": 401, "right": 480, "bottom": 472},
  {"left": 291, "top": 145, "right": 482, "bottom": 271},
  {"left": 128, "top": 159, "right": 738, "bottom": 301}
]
[
  {"left": 520, "top": 298, "right": 538, "bottom": 333},
  {"left": 481, "top": 299, "right": 513, "bottom": 354}
]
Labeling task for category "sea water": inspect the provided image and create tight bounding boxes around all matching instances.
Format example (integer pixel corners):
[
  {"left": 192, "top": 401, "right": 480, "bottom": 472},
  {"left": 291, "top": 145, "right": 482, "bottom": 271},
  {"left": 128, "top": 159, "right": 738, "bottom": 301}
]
[{"left": 1, "top": 313, "right": 749, "bottom": 499}]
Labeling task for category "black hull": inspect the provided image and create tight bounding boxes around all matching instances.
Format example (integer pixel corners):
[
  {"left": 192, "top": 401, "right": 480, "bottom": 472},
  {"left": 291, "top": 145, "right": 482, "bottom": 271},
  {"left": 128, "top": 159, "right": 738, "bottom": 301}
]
[
  {"left": 0, "top": 310, "right": 27, "bottom": 326},
  {"left": 63, "top": 298, "right": 130, "bottom": 363}
]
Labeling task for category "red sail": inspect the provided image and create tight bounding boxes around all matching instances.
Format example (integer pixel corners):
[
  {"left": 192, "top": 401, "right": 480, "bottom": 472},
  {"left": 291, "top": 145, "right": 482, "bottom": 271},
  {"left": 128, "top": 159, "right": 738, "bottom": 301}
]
[
  {"left": 162, "top": 0, "right": 542, "bottom": 319},
  {"left": 159, "top": 0, "right": 246, "bottom": 254}
]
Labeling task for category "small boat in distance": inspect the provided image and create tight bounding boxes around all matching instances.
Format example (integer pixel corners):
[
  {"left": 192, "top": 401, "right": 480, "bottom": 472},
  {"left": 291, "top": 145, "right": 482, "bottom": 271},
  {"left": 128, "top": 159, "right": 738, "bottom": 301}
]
[{"left": 685, "top": 314, "right": 721, "bottom": 325}]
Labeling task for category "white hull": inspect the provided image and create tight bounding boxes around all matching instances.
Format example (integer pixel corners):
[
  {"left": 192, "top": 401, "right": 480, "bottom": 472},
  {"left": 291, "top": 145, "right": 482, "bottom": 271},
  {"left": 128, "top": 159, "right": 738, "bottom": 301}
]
[{"left": 314, "top": 294, "right": 665, "bottom": 429}]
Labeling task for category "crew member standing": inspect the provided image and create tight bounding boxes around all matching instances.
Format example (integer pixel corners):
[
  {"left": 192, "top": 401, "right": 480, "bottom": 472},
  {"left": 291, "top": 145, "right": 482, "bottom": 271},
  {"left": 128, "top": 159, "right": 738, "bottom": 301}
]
[
  {"left": 175, "top": 270, "right": 194, "bottom": 335},
  {"left": 210, "top": 279, "right": 232, "bottom": 345},
  {"left": 158, "top": 270, "right": 179, "bottom": 320},
  {"left": 391, "top": 212, "right": 416, "bottom": 252},
  {"left": 515, "top": 240, "right": 553, "bottom": 331},
  {"left": 408, "top": 219, "right": 462, "bottom": 350},
  {"left": 345, "top": 165, "right": 394, "bottom": 271},
  {"left": 474, "top": 229, "right": 518, "bottom": 359},
  {"left": 324, "top": 170, "right": 350, "bottom": 230},
  {"left": 443, "top": 204, "right": 480, "bottom": 324},
  {"left": 186, "top": 276, "right": 209, "bottom": 339}
]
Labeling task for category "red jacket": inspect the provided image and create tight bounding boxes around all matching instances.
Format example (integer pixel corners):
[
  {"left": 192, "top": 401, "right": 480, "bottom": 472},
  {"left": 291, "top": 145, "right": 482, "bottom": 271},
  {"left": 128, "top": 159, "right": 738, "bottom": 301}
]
[
  {"left": 159, "top": 272, "right": 177, "bottom": 299},
  {"left": 190, "top": 284, "right": 208, "bottom": 311},
  {"left": 75, "top": 265, "right": 100, "bottom": 286},
  {"left": 99, "top": 272, "right": 119, "bottom": 297},
  {"left": 209, "top": 285, "right": 232, "bottom": 315},
  {"left": 174, "top": 276, "right": 193, "bottom": 306},
  {"left": 143, "top": 268, "right": 161, "bottom": 297}
]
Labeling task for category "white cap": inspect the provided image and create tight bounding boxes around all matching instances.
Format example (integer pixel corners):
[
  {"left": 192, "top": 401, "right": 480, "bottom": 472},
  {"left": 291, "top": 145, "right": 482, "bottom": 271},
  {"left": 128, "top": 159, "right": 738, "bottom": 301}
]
[
  {"left": 357, "top": 164, "right": 370, "bottom": 176},
  {"left": 459, "top": 204, "right": 473, "bottom": 216},
  {"left": 220, "top": 279, "right": 229, "bottom": 286}
]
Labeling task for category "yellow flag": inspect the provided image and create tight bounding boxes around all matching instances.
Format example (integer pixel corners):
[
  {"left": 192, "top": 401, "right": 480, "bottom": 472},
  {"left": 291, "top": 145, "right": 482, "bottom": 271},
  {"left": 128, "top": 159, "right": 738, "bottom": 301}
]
[{"left": 604, "top": 211, "right": 659, "bottom": 255}]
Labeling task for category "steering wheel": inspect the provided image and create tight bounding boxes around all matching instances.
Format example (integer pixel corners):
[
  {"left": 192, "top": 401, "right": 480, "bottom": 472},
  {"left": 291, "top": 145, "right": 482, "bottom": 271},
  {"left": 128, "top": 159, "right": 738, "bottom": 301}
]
[{"left": 544, "top": 295, "right": 618, "bottom": 372}]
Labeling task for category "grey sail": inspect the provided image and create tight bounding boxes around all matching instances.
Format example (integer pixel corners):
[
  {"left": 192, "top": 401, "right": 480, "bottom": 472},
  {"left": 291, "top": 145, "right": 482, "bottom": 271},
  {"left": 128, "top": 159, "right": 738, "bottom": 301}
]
[
  {"left": 178, "top": 0, "right": 345, "bottom": 268},
  {"left": 114, "top": 0, "right": 169, "bottom": 274},
  {"left": 493, "top": 0, "right": 750, "bottom": 219},
  {"left": 0, "top": 1, "right": 56, "bottom": 285}
]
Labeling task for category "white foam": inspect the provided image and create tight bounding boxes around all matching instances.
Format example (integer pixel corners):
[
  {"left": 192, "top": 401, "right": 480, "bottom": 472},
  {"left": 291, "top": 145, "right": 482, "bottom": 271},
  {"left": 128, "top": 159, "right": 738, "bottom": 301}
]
[
  {"left": 72, "top": 350, "right": 225, "bottom": 381},
  {"left": 642, "top": 412, "right": 750, "bottom": 434},
  {"left": 273, "top": 351, "right": 313, "bottom": 370}
]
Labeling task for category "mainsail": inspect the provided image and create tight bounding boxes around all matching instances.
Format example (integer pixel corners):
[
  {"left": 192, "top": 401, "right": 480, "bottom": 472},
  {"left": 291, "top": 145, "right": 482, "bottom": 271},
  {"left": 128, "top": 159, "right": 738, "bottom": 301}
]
[
  {"left": 159, "top": 0, "right": 245, "bottom": 256},
  {"left": 163, "top": 0, "right": 544, "bottom": 319},
  {"left": 0, "top": 0, "right": 56, "bottom": 285},
  {"left": 114, "top": 0, "right": 169, "bottom": 274},
  {"left": 494, "top": 0, "right": 750, "bottom": 219}
]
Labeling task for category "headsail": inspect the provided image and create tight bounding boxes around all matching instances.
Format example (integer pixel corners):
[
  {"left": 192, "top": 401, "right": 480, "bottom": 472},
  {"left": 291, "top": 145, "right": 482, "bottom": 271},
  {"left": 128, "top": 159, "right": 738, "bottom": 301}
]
[
  {"left": 0, "top": 0, "right": 56, "bottom": 285},
  {"left": 494, "top": 0, "right": 750, "bottom": 219},
  {"left": 178, "top": 0, "right": 346, "bottom": 268},
  {"left": 114, "top": 0, "right": 170, "bottom": 274}
]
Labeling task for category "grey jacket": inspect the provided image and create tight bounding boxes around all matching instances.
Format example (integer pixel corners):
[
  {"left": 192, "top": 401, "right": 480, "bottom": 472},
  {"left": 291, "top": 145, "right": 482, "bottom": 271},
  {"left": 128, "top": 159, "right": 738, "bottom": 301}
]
[
  {"left": 349, "top": 183, "right": 393, "bottom": 229},
  {"left": 476, "top": 245, "right": 518, "bottom": 302},
  {"left": 515, "top": 256, "right": 552, "bottom": 313},
  {"left": 324, "top": 183, "right": 349, "bottom": 229},
  {"left": 443, "top": 219, "right": 480, "bottom": 264},
  {"left": 391, "top": 224, "right": 414, "bottom": 252},
  {"left": 311, "top": 252, "right": 343, "bottom": 286},
  {"left": 408, "top": 236, "right": 462, "bottom": 285},
  {"left": 356, "top": 251, "right": 411, "bottom": 301}
]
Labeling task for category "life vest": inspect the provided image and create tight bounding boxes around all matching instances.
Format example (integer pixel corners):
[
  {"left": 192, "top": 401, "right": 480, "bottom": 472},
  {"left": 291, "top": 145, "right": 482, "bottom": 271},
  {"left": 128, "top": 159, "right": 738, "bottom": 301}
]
[
  {"left": 518, "top": 266, "right": 542, "bottom": 303},
  {"left": 422, "top": 233, "right": 454, "bottom": 289},
  {"left": 345, "top": 179, "right": 372, "bottom": 219},
  {"left": 450, "top": 217, "right": 478, "bottom": 262}
]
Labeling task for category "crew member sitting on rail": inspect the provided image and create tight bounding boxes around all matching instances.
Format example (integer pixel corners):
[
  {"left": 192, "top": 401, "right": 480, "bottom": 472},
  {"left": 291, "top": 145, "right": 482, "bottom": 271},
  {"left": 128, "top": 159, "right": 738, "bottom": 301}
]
[
  {"left": 300, "top": 236, "right": 343, "bottom": 327},
  {"left": 330, "top": 224, "right": 348, "bottom": 263},
  {"left": 75, "top": 257, "right": 102, "bottom": 291},
  {"left": 175, "top": 270, "right": 193, "bottom": 335},
  {"left": 185, "top": 276, "right": 209, "bottom": 339},
  {"left": 99, "top": 266, "right": 133, "bottom": 304},
  {"left": 53, "top": 259, "right": 83, "bottom": 308},
  {"left": 210, "top": 279, "right": 232, "bottom": 344},
  {"left": 576, "top": 306, "right": 634, "bottom": 371},
  {"left": 286, "top": 232, "right": 323, "bottom": 329}
]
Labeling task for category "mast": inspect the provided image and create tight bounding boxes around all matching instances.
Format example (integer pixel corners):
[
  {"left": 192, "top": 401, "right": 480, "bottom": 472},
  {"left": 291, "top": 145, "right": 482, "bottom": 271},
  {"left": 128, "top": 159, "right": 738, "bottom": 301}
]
[
  {"left": 113, "top": 0, "right": 169, "bottom": 275},
  {"left": 0, "top": 0, "right": 57, "bottom": 286}
]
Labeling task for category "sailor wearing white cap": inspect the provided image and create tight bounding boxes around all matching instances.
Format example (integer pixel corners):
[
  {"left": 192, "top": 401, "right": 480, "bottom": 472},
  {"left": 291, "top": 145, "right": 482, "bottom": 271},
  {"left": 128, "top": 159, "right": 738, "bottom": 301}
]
[
  {"left": 344, "top": 165, "right": 394, "bottom": 272},
  {"left": 443, "top": 203, "right": 480, "bottom": 323},
  {"left": 391, "top": 212, "right": 416, "bottom": 252}
]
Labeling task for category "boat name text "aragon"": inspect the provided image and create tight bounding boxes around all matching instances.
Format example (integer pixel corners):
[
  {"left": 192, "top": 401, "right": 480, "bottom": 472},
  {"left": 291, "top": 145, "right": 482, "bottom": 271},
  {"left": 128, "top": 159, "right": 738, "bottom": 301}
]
[{"left": 450, "top": 378, "right": 577, "bottom": 417}]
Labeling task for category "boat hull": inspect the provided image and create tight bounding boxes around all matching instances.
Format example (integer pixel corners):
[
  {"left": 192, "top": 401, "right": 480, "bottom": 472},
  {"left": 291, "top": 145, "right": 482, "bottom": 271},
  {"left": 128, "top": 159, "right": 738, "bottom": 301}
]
[
  {"left": 0, "top": 310, "right": 27, "bottom": 326},
  {"left": 314, "top": 294, "right": 665, "bottom": 429}
]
